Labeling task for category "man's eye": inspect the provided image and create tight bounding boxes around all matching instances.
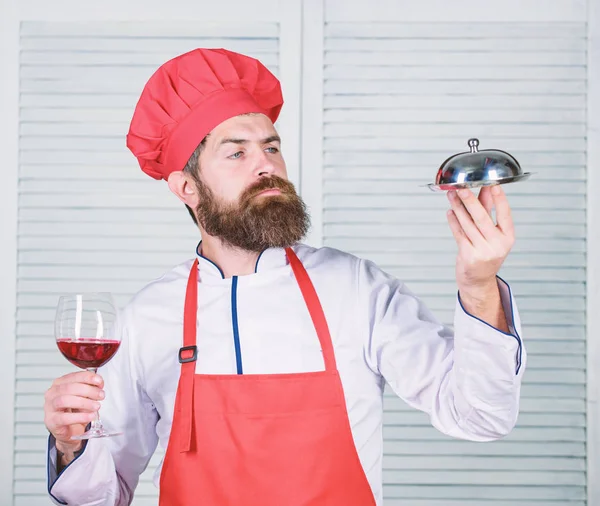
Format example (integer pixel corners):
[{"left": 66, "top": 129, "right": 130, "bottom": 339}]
[
  {"left": 266, "top": 147, "right": 279, "bottom": 154},
  {"left": 230, "top": 151, "right": 243, "bottom": 159}
]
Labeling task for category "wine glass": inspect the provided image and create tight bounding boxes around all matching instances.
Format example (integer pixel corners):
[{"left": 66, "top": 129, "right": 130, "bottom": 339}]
[{"left": 55, "top": 292, "right": 122, "bottom": 439}]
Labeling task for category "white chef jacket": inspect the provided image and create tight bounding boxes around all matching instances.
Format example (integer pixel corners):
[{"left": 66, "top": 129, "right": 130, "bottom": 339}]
[{"left": 46, "top": 243, "right": 526, "bottom": 506}]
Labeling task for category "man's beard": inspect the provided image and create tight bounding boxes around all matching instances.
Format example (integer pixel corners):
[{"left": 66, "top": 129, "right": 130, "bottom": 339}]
[{"left": 192, "top": 174, "right": 310, "bottom": 253}]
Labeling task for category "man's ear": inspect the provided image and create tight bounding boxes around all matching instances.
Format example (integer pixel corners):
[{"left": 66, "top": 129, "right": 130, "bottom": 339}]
[{"left": 167, "top": 171, "right": 200, "bottom": 209}]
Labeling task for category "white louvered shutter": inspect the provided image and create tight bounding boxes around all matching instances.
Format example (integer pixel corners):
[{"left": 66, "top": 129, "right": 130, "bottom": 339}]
[
  {"left": 14, "top": 20, "right": 284, "bottom": 506},
  {"left": 321, "top": 4, "right": 587, "bottom": 506}
]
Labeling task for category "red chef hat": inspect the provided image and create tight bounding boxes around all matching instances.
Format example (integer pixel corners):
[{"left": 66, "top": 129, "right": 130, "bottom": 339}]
[{"left": 126, "top": 48, "right": 284, "bottom": 180}]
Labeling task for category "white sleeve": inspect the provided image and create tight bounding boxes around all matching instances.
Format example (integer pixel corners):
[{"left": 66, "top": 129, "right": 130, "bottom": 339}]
[
  {"left": 359, "top": 258, "right": 527, "bottom": 441},
  {"left": 46, "top": 305, "right": 159, "bottom": 505}
]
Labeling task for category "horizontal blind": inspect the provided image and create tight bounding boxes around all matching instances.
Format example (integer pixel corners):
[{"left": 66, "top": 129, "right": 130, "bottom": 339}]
[
  {"left": 322, "top": 20, "right": 587, "bottom": 506},
  {"left": 15, "top": 21, "right": 280, "bottom": 506}
]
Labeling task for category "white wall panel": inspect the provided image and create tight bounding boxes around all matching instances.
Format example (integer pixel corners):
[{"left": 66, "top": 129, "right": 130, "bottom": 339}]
[{"left": 320, "top": 1, "right": 589, "bottom": 504}]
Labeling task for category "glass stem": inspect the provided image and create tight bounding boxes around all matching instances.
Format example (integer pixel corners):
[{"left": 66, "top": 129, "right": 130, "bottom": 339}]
[{"left": 87, "top": 367, "right": 103, "bottom": 431}]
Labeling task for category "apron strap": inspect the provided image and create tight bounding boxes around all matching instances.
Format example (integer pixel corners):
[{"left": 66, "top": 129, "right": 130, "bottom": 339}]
[
  {"left": 179, "top": 258, "right": 199, "bottom": 453},
  {"left": 285, "top": 248, "right": 337, "bottom": 372}
]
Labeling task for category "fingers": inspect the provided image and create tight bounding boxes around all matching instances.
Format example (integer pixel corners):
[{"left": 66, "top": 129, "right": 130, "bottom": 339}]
[
  {"left": 446, "top": 209, "right": 474, "bottom": 252},
  {"left": 451, "top": 189, "right": 499, "bottom": 242},
  {"left": 447, "top": 191, "right": 487, "bottom": 247},
  {"left": 491, "top": 185, "right": 515, "bottom": 238},
  {"left": 478, "top": 186, "right": 494, "bottom": 218},
  {"left": 48, "top": 410, "right": 97, "bottom": 429},
  {"left": 47, "top": 381, "right": 105, "bottom": 402},
  {"left": 45, "top": 381, "right": 105, "bottom": 416},
  {"left": 44, "top": 373, "right": 105, "bottom": 437},
  {"left": 46, "top": 396, "right": 99, "bottom": 435},
  {"left": 51, "top": 394, "right": 101, "bottom": 413},
  {"left": 52, "top": 371, "right": 103, "bottom": 388}
]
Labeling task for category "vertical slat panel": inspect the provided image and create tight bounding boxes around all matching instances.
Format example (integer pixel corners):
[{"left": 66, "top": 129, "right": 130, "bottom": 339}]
[
  {"left": 322, "top": 7, "right": 587, "bottom": 505},
  {"left": 586, "top": 1, "right": 600, "bottom": 504},
  {"left": 15, "top": 21, "right": 279, "bottom": 505},
  {"left": 1, "top": 0, "right": 20, "bottom": 503}
]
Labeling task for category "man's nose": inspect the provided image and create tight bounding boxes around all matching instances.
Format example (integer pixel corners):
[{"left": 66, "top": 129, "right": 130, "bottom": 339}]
[{"left": 254, "top": 149, "right": 276, "bottom": 177}]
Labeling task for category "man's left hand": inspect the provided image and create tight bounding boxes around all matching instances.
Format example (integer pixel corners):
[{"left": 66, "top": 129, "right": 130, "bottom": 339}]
[{"left": 446, "top": 185, "right": 515, "bottom": 305}]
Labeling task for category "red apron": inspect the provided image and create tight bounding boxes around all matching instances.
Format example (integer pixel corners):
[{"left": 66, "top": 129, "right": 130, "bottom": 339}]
[{"left": 159, "top": 247, "right": 376, "bottom": 506}]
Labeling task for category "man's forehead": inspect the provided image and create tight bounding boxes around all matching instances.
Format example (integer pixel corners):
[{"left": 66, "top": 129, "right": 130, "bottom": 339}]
[{"left": 211, "top": 114, "right": 275, "bottom": 137}]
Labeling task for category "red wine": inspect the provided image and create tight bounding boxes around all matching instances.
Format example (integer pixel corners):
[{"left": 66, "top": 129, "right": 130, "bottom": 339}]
[{"left": 57, "top": 339, "right": 120, "bottom": 369}]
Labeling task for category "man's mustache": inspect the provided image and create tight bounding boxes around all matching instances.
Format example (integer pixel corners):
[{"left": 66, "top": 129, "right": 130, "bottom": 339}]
[{"left": 242, "top": 176, "right": 295, "bottom": 202}]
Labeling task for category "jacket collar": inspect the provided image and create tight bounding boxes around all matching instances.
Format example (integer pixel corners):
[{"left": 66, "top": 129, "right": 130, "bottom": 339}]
[{"left": 195, "top": 241, "right": 287, "bottom": 280}]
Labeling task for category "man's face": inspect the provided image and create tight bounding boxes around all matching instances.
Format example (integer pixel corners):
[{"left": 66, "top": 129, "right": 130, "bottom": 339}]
[{"left": 189, "top": 114, "right": 310, "bottom": 252}]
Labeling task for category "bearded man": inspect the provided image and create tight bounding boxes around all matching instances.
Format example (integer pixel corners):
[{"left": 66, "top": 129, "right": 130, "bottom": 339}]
[{"left": 44, "top": 48, "right": 526, "bottom": 506}]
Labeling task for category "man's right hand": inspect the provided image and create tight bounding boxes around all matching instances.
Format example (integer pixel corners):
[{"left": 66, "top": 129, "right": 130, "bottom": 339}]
[{"left": 44, "top": 371, "right": 105, "bottom": 459}]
